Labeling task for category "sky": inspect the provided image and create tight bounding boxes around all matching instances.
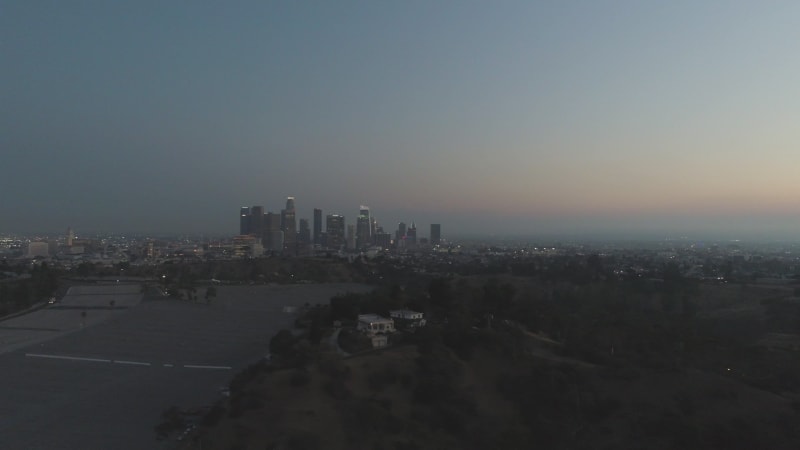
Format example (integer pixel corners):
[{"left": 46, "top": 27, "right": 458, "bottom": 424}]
[{"left": 3, "top": 1, "right": 800, "bottom": 240}]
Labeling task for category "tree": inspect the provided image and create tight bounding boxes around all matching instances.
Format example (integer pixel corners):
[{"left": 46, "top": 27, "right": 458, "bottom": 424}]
[
  {"left": 269, "top": 329, "right": 296, "bottom": 360},
  {"left": 205, "top": 285, "right": 217, "bottom": 303}
]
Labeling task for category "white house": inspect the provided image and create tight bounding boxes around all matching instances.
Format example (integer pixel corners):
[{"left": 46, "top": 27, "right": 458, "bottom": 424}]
[
  {"left": 357, "top": 314, "right": 395, "bottom": 335},
  {"left": 389, "top": 309, "right": 426, "bottom": 329}
]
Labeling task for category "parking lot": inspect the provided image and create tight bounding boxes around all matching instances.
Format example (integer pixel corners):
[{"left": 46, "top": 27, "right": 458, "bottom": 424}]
[{"left": 0, "top": 282, "right": 370, "bottom": 450}]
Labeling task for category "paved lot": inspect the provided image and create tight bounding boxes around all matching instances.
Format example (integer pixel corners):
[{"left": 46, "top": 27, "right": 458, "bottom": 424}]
[{"left": 0, "top": 283, "right": 371, "bottom": 450}]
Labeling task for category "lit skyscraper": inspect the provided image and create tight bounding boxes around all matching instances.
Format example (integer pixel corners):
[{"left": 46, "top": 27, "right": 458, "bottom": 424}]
[{"left": 356, "top": 205, "right": 372, "bottom": 249}]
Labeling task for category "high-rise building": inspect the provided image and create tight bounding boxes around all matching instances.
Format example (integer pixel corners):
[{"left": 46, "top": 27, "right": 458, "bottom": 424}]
[
  {"left": 326, "top": 214, "right": 345, "bottom": 249},
  {"left": 347, "top": 224, "right": 356, "bottom": 250},
  {"left": 407, "top": 222, "right": 417, "bottom": 247},
  {"left": 298, "top": 218, "right": 311, "bottom": 247},
  {"left": 375, "top": 232, "right": 392, "bottom": 249},
  {"left": 66, "top": 227, "right": 74, "bottom": 247},
  {"left": 250, "top": 206, "right": 265, "bottom": 238},
  {"left": 430, "top": 224, "right": 441, "bottom": 246},
  {"left": 239, "top": 207, "right": 251, "bottom": 235},
  {"left": 265, "top": 212, "right": 281, "bottom": 231},
  {"left": 313, "top": 208, "right": 322, "bottom": 246},
  {"left": 356, "top": 205, "right": 372, "bottom": 249},
  {"left": 263, "top": 212, "right": 282, "bottom": 250},
  {"left": 282, "top": 197, "right": 297, "bottom": 253},
  {"left": 396, "top": 222, "right": 407, "bottom": 244}
]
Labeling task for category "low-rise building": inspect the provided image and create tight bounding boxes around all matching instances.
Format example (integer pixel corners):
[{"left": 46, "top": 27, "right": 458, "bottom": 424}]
[
  {"left": 357, "top": 314, "right": 395, "bottom": 335},
  {"left": 389, "top": 309, "right": 426, "bottom": 329},
  {"left": 371, "top": 335, "right": 389, "bottom": 348}
]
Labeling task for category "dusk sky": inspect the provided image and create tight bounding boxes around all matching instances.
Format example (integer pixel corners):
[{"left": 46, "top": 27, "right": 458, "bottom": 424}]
[{"left": 3, "top": 1, "right": 800, "bottom": 239}]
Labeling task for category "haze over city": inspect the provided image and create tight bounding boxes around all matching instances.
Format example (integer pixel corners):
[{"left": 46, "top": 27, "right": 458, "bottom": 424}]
[{"left": 3, "top": 2, "right": 800, "bottom": 240}]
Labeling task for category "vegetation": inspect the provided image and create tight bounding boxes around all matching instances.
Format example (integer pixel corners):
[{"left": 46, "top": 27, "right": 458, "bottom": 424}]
[
  {"left": 179, "top": 253, "right": 800, "bottom": 449},
  {"left": 0, "top": 262, "right": 60, "bottom": 317}
]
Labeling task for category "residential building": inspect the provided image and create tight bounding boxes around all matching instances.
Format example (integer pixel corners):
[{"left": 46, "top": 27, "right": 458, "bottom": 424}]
[
  {"left": 357, "top": 314, "right": 395, "bottom": 335},
  {"left": 389, "top": 309, "right": 426, "bottom": 329}
]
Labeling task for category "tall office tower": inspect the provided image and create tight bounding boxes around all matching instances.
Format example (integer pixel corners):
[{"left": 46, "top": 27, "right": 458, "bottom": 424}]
[
  {"left": 298, "top": 219, "right": 311, "bottom": 246},
  {"left": 263, "top": 212, "right": 282, "bottom": 249},
  {"left": 282, "top": 197, "right": 297, "bottom": 253},
  {"left": 356, "top": 205, "right": 372, "bottom": 249},
  {"left": 396, "top": 222, "right": 407, "bottom": 243},
  {"left": 250, "top": 206, "right": 265, "bottom": 238},
  {"left": 239, "top": 207, "right": 251, "bottom": 235},
  {"left": 66, "top": 226, "right": 74, "bottom": 247},
  {"left": 326, "top": 214, "right": 345, "bottom": 249},
  {"left": 313, "top": 208, "right": 322, "bottom": 246},
  {"left": 407, "top": 222, "right": 417, "bottom": 247},
  {"left": 375, "top": 232, "right": 392, "bottom": 249},
  {"left": 265, "top": 212, "right": 281, "bottom": 231},
  {"left": 347, "top": 224, "right": 356, "bottom": 250},
  {"left": 430, "top": 224, "right": 441, "bottom": 246},
  {"left": 265, "top": 230, "right": 284, "bottom": 252}
]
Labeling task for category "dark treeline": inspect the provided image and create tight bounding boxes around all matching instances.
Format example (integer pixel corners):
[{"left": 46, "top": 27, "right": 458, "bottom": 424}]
[{"left": 0, "top": 262, "right": 59, "bottom": 316}]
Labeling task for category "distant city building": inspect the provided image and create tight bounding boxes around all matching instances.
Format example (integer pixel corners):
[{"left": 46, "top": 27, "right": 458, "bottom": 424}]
[
  {"left": 347, "top": 224, "right": 356, "bottom": 250},
  {"left": 232, "top": 235, "right": 263, "bottom": 258},
  {"left": 396, "top": 222, "right": 407, "bottom": 244},
  {"left": 406, "top": 222, "right": 417, "bottom": 247},
  {"left": 375, "top": 232, "right": 392, "bottom": 249},
  {"left": 265, "top": 212, "right": 281, "bottom": 231},
  {"left": 27, "top": 241, "right": 49, "bottom": 258},
  {"left": 250, "top": 206, "right": 264, "bottom": 238},
  {"left": 298, "top": 218, "right": 311, "bottom": 250},
  {"left": 264, "top": 212, "right": 282, "bottom": 251},
  {"left": 313, "top": 208, "right": 322, "bottom": 246},
  {"left": 66, "top": 227, "right": 74, "bottom": 247},
  {"left": 265, "top": 230, "right": 284, "bottom": 253},
  {"left": 239, "top": 207, "right": 250, "bottom": 235},
  {"left": 281, "top": 196, "right": 297, "bottom": 253},
  {"left": 430, "top": 224, "right": 441, "bottom": 245},
  {"left": 326, "top": 214, "right": 345, "bottom": 249},
  {"left": 356, "top": 205, "right": 372, "bottom": 249}
]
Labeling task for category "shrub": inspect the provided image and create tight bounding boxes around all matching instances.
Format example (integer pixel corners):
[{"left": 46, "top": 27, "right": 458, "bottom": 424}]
[{"left": 290, "top": 369, "right": 311, "bottom": 387}]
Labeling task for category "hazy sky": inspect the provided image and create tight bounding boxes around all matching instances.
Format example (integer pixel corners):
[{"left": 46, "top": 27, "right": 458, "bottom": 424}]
[{"left": 3, "top": 1, "right": 800, "bottom": 239}]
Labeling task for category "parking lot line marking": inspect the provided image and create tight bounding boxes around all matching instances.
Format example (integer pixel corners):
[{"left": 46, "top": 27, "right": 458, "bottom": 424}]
[
  {"left": 163, "top": 363, "right": 174, "bottom": 368},
  {"left": 183, "top": 364, "right": 232, "bottom": 370},
  {"left": 26, "top": 353, "right": 111, "bottom": 363},
  {"left": 113, "top": 360, "right": 151, "bottom": 367}
]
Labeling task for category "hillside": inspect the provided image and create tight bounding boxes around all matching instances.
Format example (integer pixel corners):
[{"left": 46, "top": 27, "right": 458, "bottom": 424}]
[{"left": 179, "top": 323, "right": 800, "bottom": 450}]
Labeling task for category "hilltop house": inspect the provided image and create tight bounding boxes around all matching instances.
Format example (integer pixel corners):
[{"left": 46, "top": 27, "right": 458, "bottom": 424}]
[
  {"left": 357, "top": 314, "right": 395, "bottom": 336},
  {"left": 389, "top": 309, "right": 426, "bottom": 329}
]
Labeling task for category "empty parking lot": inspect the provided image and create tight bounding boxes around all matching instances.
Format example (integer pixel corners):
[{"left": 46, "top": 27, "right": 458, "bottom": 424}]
[{"left": 0, "top": 282, "right": 370, "bottom": 450}]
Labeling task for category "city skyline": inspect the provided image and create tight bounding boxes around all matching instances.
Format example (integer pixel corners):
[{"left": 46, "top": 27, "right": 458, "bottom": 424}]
[{"left": 3, "top": 2, "right": 800, "bottom": 240}]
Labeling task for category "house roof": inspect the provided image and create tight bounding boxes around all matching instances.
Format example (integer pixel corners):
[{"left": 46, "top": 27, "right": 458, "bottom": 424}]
[{"left": 358, "top": 314, "right": 392, "bottom": 323}]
